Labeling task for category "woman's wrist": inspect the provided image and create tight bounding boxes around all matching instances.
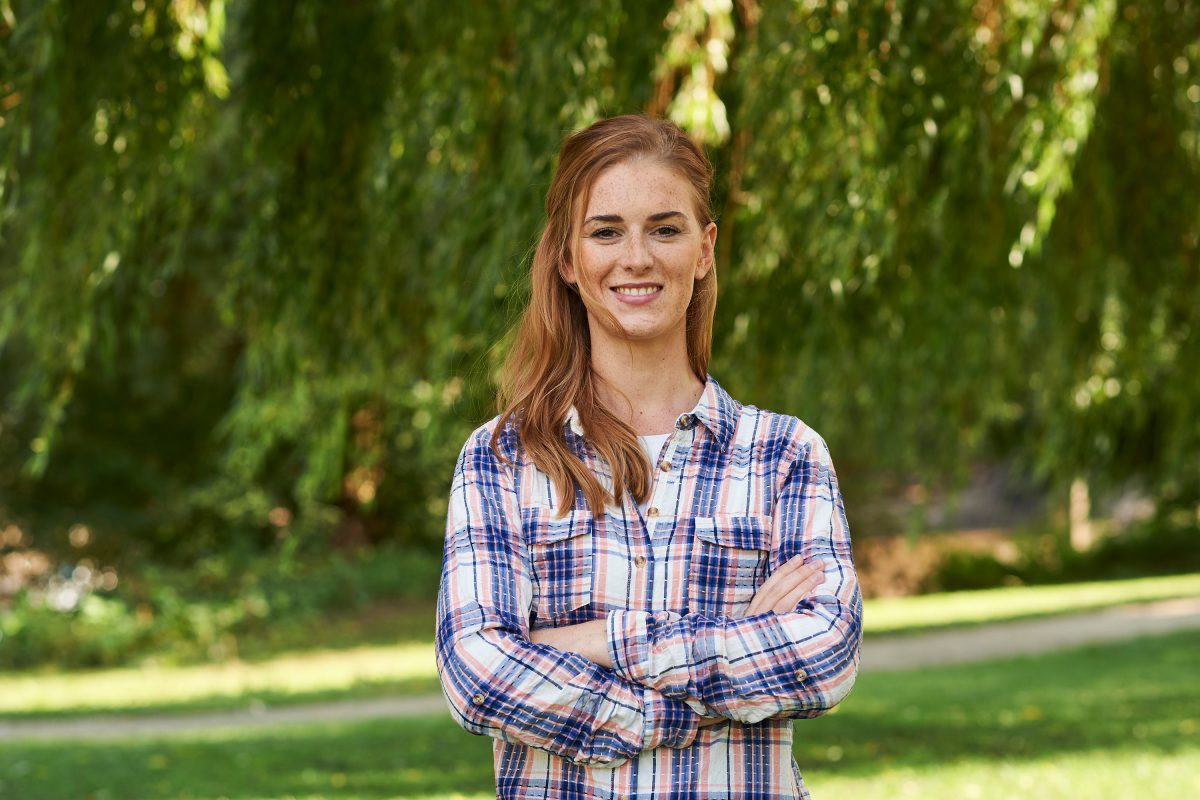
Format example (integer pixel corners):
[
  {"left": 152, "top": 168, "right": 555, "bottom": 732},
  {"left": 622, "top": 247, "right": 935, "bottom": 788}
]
[{"left": 530, "top": 619, "right": 613, "bottom": 668}]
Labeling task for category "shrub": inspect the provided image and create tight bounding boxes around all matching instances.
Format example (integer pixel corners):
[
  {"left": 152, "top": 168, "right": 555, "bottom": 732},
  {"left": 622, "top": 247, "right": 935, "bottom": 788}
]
[{"left": 0, "top": 543, "right": 443, "bottom": 670}]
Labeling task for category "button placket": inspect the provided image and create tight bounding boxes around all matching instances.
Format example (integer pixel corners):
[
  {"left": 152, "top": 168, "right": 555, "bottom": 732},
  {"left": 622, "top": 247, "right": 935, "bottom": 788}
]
[
  {"left": 642, "top": 438, "right": 669, "bottom": 538},
  {"left": 649, "top": 537, "right": 672, "bottom": 611}
]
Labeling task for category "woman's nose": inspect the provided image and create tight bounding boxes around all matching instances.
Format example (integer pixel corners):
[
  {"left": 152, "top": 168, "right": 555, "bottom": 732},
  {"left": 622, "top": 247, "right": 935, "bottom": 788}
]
[{"left": 623, "top": 232, "right": 653, "bottom": 269}]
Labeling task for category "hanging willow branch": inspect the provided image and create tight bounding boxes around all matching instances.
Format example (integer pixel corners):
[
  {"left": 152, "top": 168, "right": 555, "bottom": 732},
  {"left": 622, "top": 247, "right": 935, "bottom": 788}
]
[{"left": 0, "top": 0, "right": 1196, "bottom": 562}]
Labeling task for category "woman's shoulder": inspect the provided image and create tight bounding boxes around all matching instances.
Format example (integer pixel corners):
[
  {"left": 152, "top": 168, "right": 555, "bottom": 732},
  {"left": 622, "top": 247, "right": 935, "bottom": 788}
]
[
  {"left": 457, "top": 413, "right": 524, "bottom": 465},
  {"left": 707, "top": 376, "right": 829, "bottom": 464},
  {"left": 732, "top": 399, "right": 835, "bottom": 468}
]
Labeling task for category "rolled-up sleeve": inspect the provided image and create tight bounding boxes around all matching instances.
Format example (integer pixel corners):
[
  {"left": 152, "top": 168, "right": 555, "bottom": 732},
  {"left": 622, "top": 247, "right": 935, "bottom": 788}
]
[
  {"left": 605, "top": 434, "right": 862, "bottom": 724},
  {"left": 436, "top": 425, "right": 701, "bottom": 764}
]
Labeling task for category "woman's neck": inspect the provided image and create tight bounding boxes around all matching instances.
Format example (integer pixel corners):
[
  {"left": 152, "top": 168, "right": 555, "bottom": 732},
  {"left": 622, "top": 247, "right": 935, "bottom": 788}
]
[{"left": 590, "top": 334, "right": 705, "bottom": 435}]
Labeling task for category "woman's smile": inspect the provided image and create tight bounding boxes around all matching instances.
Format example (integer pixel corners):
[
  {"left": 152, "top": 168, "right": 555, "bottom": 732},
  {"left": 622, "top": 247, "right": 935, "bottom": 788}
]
[{"left": 612, "top": 283, "right": 663, "bottom": 303}]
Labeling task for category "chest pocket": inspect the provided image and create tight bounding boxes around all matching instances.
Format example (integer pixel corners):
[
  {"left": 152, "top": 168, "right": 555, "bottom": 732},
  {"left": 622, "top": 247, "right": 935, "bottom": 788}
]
[
  {"left": 688, "top": 514, "right": 772, "bottom": 618},
  {"left": 525, "top": 508, "right": 594, "bottom": 624}
]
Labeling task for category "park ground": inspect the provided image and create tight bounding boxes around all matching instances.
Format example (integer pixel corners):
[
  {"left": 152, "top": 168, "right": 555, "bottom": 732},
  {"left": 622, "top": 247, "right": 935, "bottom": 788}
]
[{"left": 1, "top": 573, "right": 1199, "bottom": 799}]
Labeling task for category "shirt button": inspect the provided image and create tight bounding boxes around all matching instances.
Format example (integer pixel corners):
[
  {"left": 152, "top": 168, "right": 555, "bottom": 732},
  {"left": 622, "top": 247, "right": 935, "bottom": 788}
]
[
  {"left": 634, "top": 555, "right": 648, "bottom": 568},
  {"left": 794, "top": 669, "right": 807, "bottom": 682},
  {"left": 472, "top": 694, "right": 486, "bottom": 705},
  {"left": 678, "top": 414, "right": 691, "bottom": 428},
  {"left": 659, "top": 460, "right": 671, "bottom": 473},
  {"left": 646, "top": 507, "right": 659, "bottom": 517}
]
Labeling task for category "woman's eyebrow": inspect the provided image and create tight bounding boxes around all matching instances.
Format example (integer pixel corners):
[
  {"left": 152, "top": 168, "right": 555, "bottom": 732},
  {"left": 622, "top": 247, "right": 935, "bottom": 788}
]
[
  {"left": 584, "top": 214, "right": 623, "bottom": 224},
  {"left": 583, "top": 210, "right": 686, "bottom": 225}
]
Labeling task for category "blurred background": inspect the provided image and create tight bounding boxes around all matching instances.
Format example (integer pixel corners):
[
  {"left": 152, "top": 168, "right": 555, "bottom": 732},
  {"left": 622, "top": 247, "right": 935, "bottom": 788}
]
[{"left": 0, "top": 1, "right": 1197, "bottom": 798}]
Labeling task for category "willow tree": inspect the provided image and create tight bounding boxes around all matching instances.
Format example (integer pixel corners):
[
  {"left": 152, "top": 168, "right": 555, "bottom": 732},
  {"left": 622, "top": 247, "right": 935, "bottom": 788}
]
[
  {"left": 0, "top": 0, "right": 674, "bottom": 561},
  {"left": 1, "top": 0, "right": 1196, "bottom": 567},
  {"left": 709, "top": 0, "right": 1200, "bottom": 532}
]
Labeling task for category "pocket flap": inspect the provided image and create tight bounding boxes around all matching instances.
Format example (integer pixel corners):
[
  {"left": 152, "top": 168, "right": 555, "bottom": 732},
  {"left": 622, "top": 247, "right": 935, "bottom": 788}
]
[
  {"left": 524, "top": 508, "right": 594, "bottom": 545},
  {"left": 693, "top": 514, "right": 772, "bottom": 550}
]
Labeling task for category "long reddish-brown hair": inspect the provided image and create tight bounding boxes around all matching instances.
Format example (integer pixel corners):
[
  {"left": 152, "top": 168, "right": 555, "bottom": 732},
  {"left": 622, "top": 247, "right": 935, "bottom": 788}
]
[{"left": 494, "top": 114, "right": 718, "bottom": 515}]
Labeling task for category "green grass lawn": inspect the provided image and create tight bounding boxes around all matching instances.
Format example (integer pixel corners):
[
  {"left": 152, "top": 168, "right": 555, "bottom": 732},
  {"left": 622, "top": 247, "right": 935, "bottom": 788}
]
[
  {"left": 1, "top": 631, "right": 1196, "bottom": 799},
  {"left": 3, "top": 571, "right": 1198, "bottom": 719}
]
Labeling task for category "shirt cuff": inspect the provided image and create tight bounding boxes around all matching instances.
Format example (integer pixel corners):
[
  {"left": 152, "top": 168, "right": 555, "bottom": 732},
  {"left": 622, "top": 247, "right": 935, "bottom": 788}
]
[
  {"left": 607, "top": 609, "right": 654, "bottom": 685},
  {"left": 640, "top": 685, "right": 700, "bottom": 751}
]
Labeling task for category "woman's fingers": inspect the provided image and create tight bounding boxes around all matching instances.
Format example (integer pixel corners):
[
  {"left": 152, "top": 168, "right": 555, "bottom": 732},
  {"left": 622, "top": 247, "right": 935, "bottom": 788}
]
[
  {"left": 745, "top": 558, "right": 804, "bottom": 614},
  {"left": 744, "top": 561, "right": 792, "bottom": 618},
  {"left": 746, "top": 556, "right": 822, "bottom": 616},
  {"left": 772, "top": 571, "right": 824, "bottom": 613}
]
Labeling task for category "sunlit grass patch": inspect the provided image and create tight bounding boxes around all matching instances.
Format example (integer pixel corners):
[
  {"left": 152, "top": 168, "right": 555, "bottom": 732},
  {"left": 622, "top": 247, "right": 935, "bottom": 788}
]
[
  {"left": 811, "top": 748, "right": 1200, "bottom": 800},
  {"left": 862, "top": 571, "right": 1200, "bottom": 634},
  {"left": 0, "top": 641, "right": 439, "bottom": 718}
]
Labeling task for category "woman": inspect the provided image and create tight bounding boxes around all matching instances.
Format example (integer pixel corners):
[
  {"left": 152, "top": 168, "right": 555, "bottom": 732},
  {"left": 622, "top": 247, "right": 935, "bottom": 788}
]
[{"left": 436, "top": 114, "right": 861, "bottom": 799}]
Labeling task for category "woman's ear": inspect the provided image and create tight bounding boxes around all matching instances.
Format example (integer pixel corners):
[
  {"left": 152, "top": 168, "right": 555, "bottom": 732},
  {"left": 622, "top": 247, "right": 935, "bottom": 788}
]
[
  {"left": 560, "top": 259, "right": 577, "bottom": 286},
  {"left": 695, "top": 222, "right": 718, "bottom": 280}
]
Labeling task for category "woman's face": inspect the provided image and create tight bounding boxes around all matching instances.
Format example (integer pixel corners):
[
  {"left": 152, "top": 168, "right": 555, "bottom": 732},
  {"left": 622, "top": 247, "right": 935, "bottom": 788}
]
[{"left": 564, "top": 159, "right": 717, "bottom": 349}]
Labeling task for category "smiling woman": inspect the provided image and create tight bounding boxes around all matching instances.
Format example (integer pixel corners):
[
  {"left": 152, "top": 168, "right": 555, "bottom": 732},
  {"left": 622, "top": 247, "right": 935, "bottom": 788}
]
[{"left": 435, "top": 115, "right": 862, "bottom": 800}]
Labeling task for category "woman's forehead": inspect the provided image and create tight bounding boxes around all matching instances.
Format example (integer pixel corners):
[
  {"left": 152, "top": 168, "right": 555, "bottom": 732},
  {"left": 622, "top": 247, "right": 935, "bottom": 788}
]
[{"left": 584, "top": 160, "right": 697, "bottom": 217}]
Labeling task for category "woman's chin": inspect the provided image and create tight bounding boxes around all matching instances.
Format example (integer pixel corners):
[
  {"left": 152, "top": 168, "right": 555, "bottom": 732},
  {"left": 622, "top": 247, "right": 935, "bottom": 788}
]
[{"left": 603, "top": 319, "right": 684, "bottom": 345}]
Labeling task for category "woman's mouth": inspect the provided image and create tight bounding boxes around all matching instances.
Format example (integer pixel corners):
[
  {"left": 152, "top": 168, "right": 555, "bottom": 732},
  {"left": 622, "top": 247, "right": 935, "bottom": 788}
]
[{"left": 612, "top": 284, "right": 663, "bottom": 302}]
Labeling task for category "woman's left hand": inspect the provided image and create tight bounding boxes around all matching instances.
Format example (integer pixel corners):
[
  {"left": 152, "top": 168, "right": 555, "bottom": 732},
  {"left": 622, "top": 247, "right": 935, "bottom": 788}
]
[{"left": 744, "top": 556, "right": 825, "bottom": 616}]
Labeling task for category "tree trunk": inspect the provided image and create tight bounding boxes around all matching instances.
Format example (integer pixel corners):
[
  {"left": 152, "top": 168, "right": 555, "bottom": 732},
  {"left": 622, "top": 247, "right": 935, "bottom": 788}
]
[{"left": 1069, "top": 477, "right": 1096, "bottom": 552}]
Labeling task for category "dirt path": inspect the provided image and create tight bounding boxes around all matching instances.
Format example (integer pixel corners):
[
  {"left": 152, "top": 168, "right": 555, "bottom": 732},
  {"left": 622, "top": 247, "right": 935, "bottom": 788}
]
[
  {"left": 0, "top": 695, "right": 449, "bottom": 743},
  {"left": 4, "top": 596, "right": 1198, "bottom": 742},
  {"left": 862, "top": 595, "right": 1200, "bottom": 670}
]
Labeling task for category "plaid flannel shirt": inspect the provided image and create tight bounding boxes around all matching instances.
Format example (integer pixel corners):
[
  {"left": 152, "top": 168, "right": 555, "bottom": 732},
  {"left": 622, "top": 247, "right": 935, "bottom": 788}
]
[{"left": 436, "top": 376, "right": 862, "bottom": 799}]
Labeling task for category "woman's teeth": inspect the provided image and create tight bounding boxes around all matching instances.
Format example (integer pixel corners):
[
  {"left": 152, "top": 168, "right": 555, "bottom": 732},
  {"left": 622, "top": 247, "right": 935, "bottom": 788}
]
[{"left": 614, "top": 286, "right": 660, "bottom": 296}]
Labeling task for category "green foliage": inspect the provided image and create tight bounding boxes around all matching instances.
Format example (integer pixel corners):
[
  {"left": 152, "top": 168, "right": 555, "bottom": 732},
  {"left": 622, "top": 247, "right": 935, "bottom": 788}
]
[
  {"left": 0, "top": 543, "right": 441, "bottom": 669},
  {"left": 924, "top": 519, "right": 1200, "bottom": 592},
  {"left": 0, "top": 0, "right": 1198, "bottom": 574},
  {"left": 923, "top": 547, "right": 1018, "bottom": 592},
  {"left": 714, "top": 0, "right": 1200, "bottom": 504},
  {"left": 1015, "top": 519, "right": 1200, "bottom": 584},
  {"left": 0, "top": 591, "right": 148, "bottom": 669}
]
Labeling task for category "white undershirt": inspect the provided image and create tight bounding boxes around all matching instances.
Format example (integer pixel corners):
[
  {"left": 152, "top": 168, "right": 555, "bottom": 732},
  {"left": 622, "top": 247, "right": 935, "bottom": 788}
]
[{"left": 636, "top": 433, "right": 671, "bottom": 516}]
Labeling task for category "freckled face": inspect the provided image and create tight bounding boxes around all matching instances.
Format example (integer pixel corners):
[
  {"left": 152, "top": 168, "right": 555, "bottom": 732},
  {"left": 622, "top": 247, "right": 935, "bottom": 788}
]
[{"left": 563, "top": 159, "right": 717, "bottom": 347}]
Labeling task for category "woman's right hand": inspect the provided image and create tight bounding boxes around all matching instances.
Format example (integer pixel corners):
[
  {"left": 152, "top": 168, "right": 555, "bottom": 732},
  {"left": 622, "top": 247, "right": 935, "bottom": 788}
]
[{"left": 744, "top": 556, "right": 825, "bottom": 616}]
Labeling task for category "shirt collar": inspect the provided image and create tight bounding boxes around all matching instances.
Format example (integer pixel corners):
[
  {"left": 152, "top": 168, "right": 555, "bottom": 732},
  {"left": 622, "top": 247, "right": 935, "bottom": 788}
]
[
  {"left": 563, "top": 374, "right": 737, "bottom": 453},
  {"left": 690, "top": 374, "right": 737, "bottom": 452},
  {"left": 565, "top": 405, "right": 586, "bottom": 437}
]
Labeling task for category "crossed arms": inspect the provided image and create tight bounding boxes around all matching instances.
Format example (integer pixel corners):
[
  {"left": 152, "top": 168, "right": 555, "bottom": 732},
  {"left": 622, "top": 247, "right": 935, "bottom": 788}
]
[{"left": 434, "top": 427, "right": 862, "bottom": 766}]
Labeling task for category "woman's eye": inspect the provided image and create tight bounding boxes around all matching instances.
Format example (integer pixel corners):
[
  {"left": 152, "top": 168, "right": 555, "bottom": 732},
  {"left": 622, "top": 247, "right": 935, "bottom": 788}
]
[
  {"left": 654, "top": 226, "right": 681, "bottom": 236},
  {"left": 590, "top": 228, "right": 619, "bottom": 239}
]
